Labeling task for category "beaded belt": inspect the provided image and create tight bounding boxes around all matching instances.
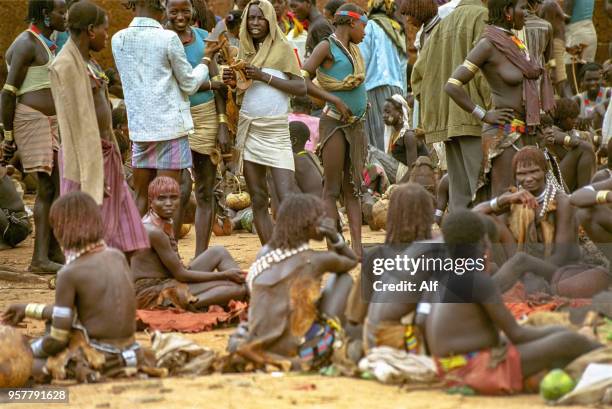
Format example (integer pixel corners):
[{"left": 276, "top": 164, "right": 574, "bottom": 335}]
[{"left": 497, "top": 118, "right": 526, "bottom": 135}]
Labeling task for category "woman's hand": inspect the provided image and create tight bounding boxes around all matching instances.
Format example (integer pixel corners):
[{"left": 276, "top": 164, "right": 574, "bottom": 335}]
[
  {"left": 2, "top": 304, "right": 27, "bottom": 326},
  {"left": 316, "top": 217, "right": 339, "bottom": 242},
  {"left": 483, "top": 108, "right": 515, "bottom": 125},
  {"left": 244, "top": 64, "right": 266, "bottom": 82},
  {"left": 204, "top": 39, "right": 223, "bottom": 60},
  {"left": 222, "top": 68, "right": 237, "bottom": 88},
  {"left": 499, "top": 189, "right": 538, "bottom": 209},
  {"left": 332, "top": 97, "right": 353, "bottom": 123}
]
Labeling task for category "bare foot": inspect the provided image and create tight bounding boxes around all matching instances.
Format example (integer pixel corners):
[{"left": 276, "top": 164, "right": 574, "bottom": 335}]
[{"left": 29, "top": 260, "right": 63, "bottom": 274}]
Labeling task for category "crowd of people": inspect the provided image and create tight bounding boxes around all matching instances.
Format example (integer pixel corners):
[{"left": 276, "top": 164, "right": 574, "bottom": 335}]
[{"left": 0, "top": 0, "right": 611, "bottom": 397}]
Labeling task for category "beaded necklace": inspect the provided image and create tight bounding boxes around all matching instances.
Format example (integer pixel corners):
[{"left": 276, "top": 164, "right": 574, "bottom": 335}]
[
  {"left": 246, "top": 243, "right": 310, "bottom": 291},
  {"left": 583, "top": 88, "right": 604, "bottom": 107},
  {"left": 64, "top": 240, "right": 107, "bottom": 265},
  {"left": 537, "top": 174, "right": 563, "bottom": 218}
]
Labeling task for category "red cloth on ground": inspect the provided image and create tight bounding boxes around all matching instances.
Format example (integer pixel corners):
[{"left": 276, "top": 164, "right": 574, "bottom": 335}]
[
  {"left": 136, "top": 301, "right": 248, "bottom": 333},
  {"left": 435, "top": 344, "right": 523, "bottom": 395},
  {"left": 503, "top": 282, "right": 591, "bottom": 319}
]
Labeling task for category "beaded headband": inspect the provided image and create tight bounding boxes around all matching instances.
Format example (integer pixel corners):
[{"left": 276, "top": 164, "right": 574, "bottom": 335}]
[{"left": 335, "top": 10, "right": 368, "bottom": 23}]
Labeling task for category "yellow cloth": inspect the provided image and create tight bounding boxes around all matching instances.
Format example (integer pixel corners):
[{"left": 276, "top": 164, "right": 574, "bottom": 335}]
[
  {"left": 238, "top": 0, "right": 302, "bottom": 91},
  {"left": 189, "top": 100, "right": 218, "bottom": 156},
  {"left": 14, "top": 29, "right": 54, "bottom": 96},
  {"left": 49, "top": 38, "right": 106, "bottom": 204},
  {"left": 236, "top": 113, "right": 294, "bottom": 171},
  {"left": 316, "top": 39, "right": 365, "bottom": 92}
]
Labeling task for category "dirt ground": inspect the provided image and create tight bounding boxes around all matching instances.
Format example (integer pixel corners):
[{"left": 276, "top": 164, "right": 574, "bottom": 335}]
[{"left": 0, "top": 201, "right": 586, "bottom": 409}]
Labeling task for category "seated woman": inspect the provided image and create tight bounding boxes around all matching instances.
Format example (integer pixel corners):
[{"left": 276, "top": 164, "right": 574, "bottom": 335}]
[
  {"left": 2, "top": 192, "right": 142, "bottom": 383},
  {"left": 130, "top": 177, "right": 247, "bottom": 311},
  {"left": 230, "top": 193, "right": 357, "bottom": 371},
  {"left": 362, "top": 183, "right": 441, "bottom": 354},
  {"left": 474, "top": 147, "right": 609, "bottom": 297},
  {"left": 543, "top": 98, "right": 596, "bottom": 192}
]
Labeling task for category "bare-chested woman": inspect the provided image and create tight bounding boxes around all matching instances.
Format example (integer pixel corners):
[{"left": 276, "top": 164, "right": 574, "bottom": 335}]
[
  {"left": 131, "top": 176, "right": 247, "bottom": 311},
  {"left": 230, "top": 193, "right": 357, "bottom": 370},
  {"left": 2, "top": 192, "right": 141, "bottom": 383},
  {"left": 302, "top": 3, "right": 368, "bottom": 257},
  {"left": 1, "top": 0, "right": 67, "bottom": 272},
  {"left": 445, "top": 0, "right": 553, "bottom": 199},
  {"left": 222, "top": 0, "right": 306, "bottom": 246}
]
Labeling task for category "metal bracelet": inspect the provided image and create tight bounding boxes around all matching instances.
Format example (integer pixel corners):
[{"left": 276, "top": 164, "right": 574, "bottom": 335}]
[
  {"left": 52, "top": 306, "right": 73, "bottom": 320},
  {"left": 447, "top": 78, "right": 463, "bottom": 87},
  {"left": 3, "top": 129, "right": 14, "bottom": 142},
  {"left": 471, "top": 105, "right": 486, "bottom": 121},
  {"left": 2, "top": 83, "right": 18, "bottom": 95},
  {"left": 489, "top": 197, "right": 501, "bottom": 212},
  {"left": 31, "top": 338, "right": 48, "bottom": 358},
  {"left": 300, "top": 69, "right": 311, "bottom": 79},
  {"left": 462, "top": 59, "right": 479, "bottom": 74},
  {"left": 434, "top": 209, "right": 444, "bottom": 217},
  {"left": 25, "top": 303, "right": 46, "bottom": 319},
  {"left": 217, "top": 114, "right": 228, "bottom": 124},
  {"left": 50, "top": 326, "right": 70, "bottom": 342},
  {"left": 596, "top": 190, "right": 610, "bottom": 205}
]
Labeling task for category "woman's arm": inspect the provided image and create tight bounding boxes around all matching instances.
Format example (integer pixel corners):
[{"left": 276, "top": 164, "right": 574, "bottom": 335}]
[
  {"left": 444, "top": 39, "right": 514, "bottom": 125},
  {"left": 244, "top": 65, "right": 307, "bottom": 96},
  {"left": 302, "top": 41, "right": 352, "bottom": 120}
]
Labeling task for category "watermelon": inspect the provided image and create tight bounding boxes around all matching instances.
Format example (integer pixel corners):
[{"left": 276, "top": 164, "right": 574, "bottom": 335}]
[{"left": 540, "top": 369, "right": 575, "bottom": 401}]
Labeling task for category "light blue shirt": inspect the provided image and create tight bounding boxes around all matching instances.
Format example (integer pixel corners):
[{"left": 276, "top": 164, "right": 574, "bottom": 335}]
[
  {"left": 111, "top": 17, "right": 209, "bottom": 142},
  {"left": 359, "top": 20, "right": 408, "bottom": 93}
]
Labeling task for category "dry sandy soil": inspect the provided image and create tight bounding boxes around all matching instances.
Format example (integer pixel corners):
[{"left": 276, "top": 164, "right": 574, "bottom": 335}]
[{"left": 0, "top": 203, "right": 586, "bottom": 409}]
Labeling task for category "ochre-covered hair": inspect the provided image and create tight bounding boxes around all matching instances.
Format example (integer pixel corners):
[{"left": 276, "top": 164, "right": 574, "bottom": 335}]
[
  {"left": 512, "top": 146, "right": 547, "bottom": 174},
  {"left": 400, "top": 0, "right": 437, "bottom": 25},
  {"left": 268, "top": 193, "right": 325, "bottom": 250},
  {"left": 148, "top": 176, "right": 180, "bottom": 204},
  {"left": 49, "top": 191, "right": 104, "bottom": 251},
  {"left": 385, "top": 183, "right": 433, "bottom": 245}
]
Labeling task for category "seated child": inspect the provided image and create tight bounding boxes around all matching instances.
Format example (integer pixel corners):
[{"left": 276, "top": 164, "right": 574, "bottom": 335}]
[
  {"left": 288, "top": 96, "right": 320, "bottom": 152},
  {"left": 0, "top": 164, "right": 31, "bottom": 249}
]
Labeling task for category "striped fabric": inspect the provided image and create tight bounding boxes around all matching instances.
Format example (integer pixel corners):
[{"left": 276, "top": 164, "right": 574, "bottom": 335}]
[
  {"left": 131, "top": 136, "right": 193, "bottom": 170},
  {"left": 60, "top": 140, "right": 149, "bottom": 253},
  {"left": 13, "top": 103, "right": 59, "bottom": 175}
]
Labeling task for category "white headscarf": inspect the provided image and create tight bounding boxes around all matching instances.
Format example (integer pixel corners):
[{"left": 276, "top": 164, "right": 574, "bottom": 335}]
[{"left": 384, "top": 94, "right": 411, "bottom": 153}]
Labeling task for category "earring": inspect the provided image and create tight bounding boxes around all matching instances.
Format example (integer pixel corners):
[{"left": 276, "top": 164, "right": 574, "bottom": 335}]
[
  {"left": 506, "top": 14, "right": 512, "bottom": 22},
  {"left": 44, "top": 15, "right": 51, "bottom": 27}
]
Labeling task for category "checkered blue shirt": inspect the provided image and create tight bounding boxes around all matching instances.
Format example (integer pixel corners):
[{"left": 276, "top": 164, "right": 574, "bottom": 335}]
[{"left": 112, "top": 17, "right": 209, "bottom": 142}]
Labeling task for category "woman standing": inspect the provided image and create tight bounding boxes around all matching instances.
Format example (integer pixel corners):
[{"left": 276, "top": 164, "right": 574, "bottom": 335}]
[
  {"left": 302, "top": 3, "right": 368, "bottom": 256},
  {"left": 444, "top": 0, "right": 554, "bottom": 199},
  {"left": 1, "top": 0, "right": 67, "bottom": 272},
  {"left": 166, "top": 0, "right": 230, "bottom": 255},
  {"left": 222, "top": 0, "right": 306, "bottom": 245}
]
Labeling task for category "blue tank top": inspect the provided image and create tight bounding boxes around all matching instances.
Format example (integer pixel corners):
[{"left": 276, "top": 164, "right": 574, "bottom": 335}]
[
  {"left": 184, "top": 27, "right": 214, "bottom": 107},
  {"left": 318, "top": 38, "right": 367, "bottom": 118},
  {"left": 569, "top": 0, "right": 594, "bottom": 23}
]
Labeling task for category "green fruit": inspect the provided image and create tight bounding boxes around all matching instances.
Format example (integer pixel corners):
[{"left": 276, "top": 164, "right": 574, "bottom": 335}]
[
  {"left": 240, "top": 208, "right": 254, "bottom": 232},
  {"left": 540, "top": 369, "right": 575, "bottom": 401}
]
